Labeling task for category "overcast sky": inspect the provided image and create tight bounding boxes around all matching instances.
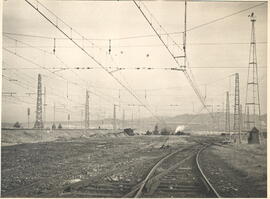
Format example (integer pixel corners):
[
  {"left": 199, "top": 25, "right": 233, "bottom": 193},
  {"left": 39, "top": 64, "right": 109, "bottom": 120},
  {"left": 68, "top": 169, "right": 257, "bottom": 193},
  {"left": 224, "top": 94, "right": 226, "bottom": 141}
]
[{"left": 2, "top": 0, "right": 267, "bottom": 124}]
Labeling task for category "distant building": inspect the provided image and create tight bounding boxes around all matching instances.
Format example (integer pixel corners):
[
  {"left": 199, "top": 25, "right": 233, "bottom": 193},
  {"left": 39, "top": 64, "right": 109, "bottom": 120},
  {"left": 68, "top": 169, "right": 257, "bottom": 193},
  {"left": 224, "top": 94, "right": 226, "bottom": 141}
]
[{"left": 248, "top": 127, "right": 260, "bottom": 144}]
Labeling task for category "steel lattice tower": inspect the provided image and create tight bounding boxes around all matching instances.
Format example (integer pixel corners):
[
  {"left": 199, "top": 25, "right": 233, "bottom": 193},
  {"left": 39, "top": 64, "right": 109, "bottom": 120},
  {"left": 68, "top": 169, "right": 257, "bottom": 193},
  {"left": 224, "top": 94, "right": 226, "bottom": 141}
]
[
  {"left": 233, "top": 73, "right": 240, "bottom": 131},
  {"left": 85, "top": 90, "right": 90, "bottom": 129},
  {"left": 225, "top": 91, "right": 230, "bottom": 134},
  {"left": 239, "top": 104, "right": 243, "bottom": 143},
  {"left": 244, "top": 13, "right": 261, "bottom": 131},
  {"left": 43, "top": 86, "right": 46, "bottom": 127},
  {"left": 34, "top": 74, "right": 44, "bottom": 129}
]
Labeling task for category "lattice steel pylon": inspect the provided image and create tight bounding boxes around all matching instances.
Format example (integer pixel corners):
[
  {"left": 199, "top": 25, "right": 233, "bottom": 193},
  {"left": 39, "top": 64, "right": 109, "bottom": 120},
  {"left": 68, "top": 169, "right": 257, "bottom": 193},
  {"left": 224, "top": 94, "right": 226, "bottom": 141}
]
[
  {"left": 43, "top": 86, "right": 46, "bottom": 127},
  {"left": 244, "top": 13, "right": 261, "bottom": 132},
  {"left": 225, "top": 91, "right": 230, "bottom": 138},
  {"left": 85, "top": 90, "right": 90, "bottom": 130},
  {"left": 34, "top": 74, "right": 44, "bottom": 129},
  {"left": 233, "top": 73, "right": 240, "bottom": 131}
]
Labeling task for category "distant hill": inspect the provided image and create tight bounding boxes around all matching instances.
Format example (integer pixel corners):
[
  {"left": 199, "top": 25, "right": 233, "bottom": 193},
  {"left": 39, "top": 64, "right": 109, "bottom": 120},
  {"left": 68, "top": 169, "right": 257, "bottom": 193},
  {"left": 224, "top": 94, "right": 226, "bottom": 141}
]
[{"left": 2, "top": 113, "right": 267, "bottom": 132}]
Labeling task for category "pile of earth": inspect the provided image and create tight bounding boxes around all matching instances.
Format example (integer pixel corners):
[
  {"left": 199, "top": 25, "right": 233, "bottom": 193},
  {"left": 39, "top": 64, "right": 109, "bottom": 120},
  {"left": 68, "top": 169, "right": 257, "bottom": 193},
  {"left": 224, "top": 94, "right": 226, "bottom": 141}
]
[{"left": 1, "top": 129, "right": 125, "bottom": 145}]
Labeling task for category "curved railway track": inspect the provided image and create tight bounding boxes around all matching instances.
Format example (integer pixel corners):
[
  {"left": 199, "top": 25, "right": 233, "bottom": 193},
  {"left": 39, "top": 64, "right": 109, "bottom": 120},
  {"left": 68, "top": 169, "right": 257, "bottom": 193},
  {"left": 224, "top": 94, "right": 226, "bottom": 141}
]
[
  {"left": 2, "top": 138, "right": 221, "bottom": 198},
  {"left": 124, "top": 141, "right": 221, "bottom": 198},
  {"left": 57, "top": 140, "right": 221, "bottom": 198}
]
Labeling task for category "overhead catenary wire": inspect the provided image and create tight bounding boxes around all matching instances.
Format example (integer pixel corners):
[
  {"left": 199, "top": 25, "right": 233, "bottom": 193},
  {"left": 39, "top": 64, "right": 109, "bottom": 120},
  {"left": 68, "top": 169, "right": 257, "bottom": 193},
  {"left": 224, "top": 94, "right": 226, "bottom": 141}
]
[
  {"left": 3, "top": 61, "right": 75, "bottom": 103},
  {"left": 3, "top": 1, "right": 266, "bottom": 42},
  {"left": 132, "top": 0, "right": 214, "bottom": 120},
  {"left": 186, "top": 2, "right": 266, "bottom": 32},
  {"left": 3, "top": 46, "right": 128, "bottom": 106},
  {"left": 24, "top": 0, "right": 167, "bottom": 126},
  {"left": 4, "top": 1, "right": 267, "bottom": 124},
  {"left": 2, "top": 74, "right": 36, "bottom": 91},
  {"left": 3, "top": 35, "right": 126, "bottom": 105},
  {"left": 3, "top": 6, "right": 149, "bottom": 113},
  {"left": 132, "top": 0, "right": 184, "bottom": 68},
  {"left": 2, "top": 65, "right": 267, "bottom": 70},
  {"left": 2, "top": 72, "right": 86, "bottom": 108}
]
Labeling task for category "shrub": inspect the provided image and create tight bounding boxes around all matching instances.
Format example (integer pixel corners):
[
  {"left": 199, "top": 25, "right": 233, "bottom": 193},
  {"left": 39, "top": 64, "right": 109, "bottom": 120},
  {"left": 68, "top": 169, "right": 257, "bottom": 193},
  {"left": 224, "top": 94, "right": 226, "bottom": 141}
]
[
  {"left": 13, "top": 122, "right": 21, "bottom": 128},
  {"left": 58, "top": 123, "right": 62, "bottom": 129},
  {"left": 52, "top": 123, "right": 56, "bottom": 130}
]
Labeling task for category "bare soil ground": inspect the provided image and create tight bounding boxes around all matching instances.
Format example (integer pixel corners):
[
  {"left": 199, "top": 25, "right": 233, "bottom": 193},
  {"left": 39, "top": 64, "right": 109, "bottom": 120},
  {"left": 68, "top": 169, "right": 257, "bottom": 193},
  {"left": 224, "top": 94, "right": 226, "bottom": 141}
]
[
  {"left": 1, "top": 129, "right": 266, "bottom": 198},
  {"left": 1, "top": 129, "right": 129, "bottom": 146},
  {"left": 199, "top": 142, "right": 267, "bottom": 197},
  {"left": 1, "top": 131, "right": 192, "bottom": 197}
]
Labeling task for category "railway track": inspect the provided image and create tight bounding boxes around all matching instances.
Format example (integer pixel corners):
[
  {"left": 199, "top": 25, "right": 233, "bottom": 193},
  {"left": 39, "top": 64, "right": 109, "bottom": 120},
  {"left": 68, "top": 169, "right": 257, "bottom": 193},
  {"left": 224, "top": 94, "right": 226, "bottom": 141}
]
[
  {"left": 126, "top": 141, "right": 221, "bottom": 198},
  {"left": 57, "top": 140, "right": 220, "bottom": 198},
  {"left": 2, "top": 138, "right": 221, "bottom": 198}
]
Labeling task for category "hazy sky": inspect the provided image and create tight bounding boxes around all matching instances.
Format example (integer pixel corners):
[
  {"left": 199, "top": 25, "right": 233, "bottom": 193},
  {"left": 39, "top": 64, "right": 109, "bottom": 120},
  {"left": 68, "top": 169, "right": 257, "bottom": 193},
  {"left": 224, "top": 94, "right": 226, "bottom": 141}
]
[{"left": 2, "top": 0, "right": 267, "bottom": 124}]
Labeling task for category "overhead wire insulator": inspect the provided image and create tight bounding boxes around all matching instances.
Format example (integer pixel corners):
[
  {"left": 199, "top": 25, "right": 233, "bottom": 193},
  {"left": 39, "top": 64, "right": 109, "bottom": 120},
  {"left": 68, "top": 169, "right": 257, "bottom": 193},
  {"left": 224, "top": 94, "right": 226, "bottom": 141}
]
[
  {"left": 109, "top": 39, "right": 111, "bottom": 54},
  {"left": 53, "top": 38, "right": 56, "bottom": 54},
  {"left": 145, "top": 89, "right": 147, "bottom": 99}
]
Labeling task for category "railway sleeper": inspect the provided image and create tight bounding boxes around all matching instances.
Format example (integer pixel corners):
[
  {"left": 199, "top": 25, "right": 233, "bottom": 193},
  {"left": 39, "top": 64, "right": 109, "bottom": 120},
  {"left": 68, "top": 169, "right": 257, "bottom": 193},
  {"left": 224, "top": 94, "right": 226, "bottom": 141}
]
[
  {"left": 60, "top": 191, "right": 124, "bottom": 197},
  {"left": 77, "top": 187, "right": 130, "bottom": 193},
  {"left": 143, "top": 190, "right": 205, "bottom": 198},
  {"left": 156, "top": 187, "right": 202, "bottom": 192},
  {"left": 157, "top": 184, "right": 200, "bottom": 189},
  {"left": 90, "top": 183, "right": 132, "bottom": 188}
]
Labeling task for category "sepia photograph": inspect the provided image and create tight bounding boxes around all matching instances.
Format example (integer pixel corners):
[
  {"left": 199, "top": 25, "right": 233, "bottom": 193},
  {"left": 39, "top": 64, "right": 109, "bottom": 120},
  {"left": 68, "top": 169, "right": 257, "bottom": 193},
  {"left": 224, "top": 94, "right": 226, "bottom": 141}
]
[{"left": 1, "top": 0, "right": 268, "bottom": 198}]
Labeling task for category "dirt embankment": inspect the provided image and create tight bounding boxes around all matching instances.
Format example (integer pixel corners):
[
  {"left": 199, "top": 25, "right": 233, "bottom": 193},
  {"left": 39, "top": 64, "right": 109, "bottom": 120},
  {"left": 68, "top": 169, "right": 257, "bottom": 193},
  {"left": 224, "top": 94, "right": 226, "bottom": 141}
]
[
  {"left": 199, "top": 143, "right": 267, "bottom": 197},
  {"left": 1, "top": 129, "right": 130, "bottom": 146}
]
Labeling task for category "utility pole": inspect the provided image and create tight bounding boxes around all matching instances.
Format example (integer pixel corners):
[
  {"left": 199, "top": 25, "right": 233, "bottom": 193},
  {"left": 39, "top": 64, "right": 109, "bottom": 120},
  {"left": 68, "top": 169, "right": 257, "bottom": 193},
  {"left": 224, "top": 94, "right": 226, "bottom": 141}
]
[
  {"left": 68, "top": 114, "right": 70, "bottom": 129},
  {"left": 145, "top": 89, "right": 147, "bottom": 99},
  {"left": 113, "top": 104, "right": 117, "bottom": 130},
  {"left": 216, "top": 105, "right": 221, "bottom": 131},
  {"left": 81, "top": 109, "right": 83, "bottom": 129},
  {"left": 118, "top": 89, "right": 121, "bottom": 107},
  {"left": 122, "top": 109, "right": 125, "bottom": 129},
  {"left": 138, "top": 106, "right": 141, "bottom": 130},
  {"left": 204, "top": 84, "right": 207, "bottom": 100},
  {"left": 85, "top": 90, "right": 90, "bottom": 130},
  {"left": 225, "top": 91, "right": 230, "bottom": 140},
  {"left": 27, "top": 108, "right": 30, "bottom": 129},
  {"left": 53, "top": 102, "right": 56, "bottom": 125},
  {"left": 245, "top": 13, "right": 261, "bottom": 134},
  {"left": 34, "top": 74, "right": 43, "bottom": 129},
  {"left": 131, "top": 109, "right": 134, "bottom": 129}
]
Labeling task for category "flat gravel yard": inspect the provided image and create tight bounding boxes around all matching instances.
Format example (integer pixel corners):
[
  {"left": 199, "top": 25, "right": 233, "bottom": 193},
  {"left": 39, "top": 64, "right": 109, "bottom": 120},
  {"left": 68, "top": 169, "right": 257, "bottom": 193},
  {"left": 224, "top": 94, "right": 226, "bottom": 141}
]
[{"left": 1, "top": 134, "right": 191, "bottom": 197}]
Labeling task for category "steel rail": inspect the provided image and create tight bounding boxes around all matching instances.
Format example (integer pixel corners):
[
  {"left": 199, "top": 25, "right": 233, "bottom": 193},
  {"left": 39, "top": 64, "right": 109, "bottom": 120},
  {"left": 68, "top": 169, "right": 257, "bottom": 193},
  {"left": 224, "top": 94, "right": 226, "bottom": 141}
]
[
  {"left": 196, "top": 144, "right": 221, "bottom": 198},
  {"left": 131, "top": 144, "right": 198, "bottom": 197},
  {"left": 134, "top": 149, "right": 184, "bottom": 197},
  {"left": 131, "top": 142, "right": 221, "bottom": 198}
]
